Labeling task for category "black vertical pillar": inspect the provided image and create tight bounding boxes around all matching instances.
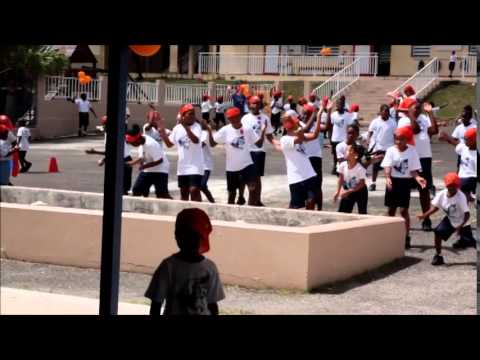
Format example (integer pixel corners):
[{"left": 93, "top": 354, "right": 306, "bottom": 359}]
[{"left": 99, "top": 45, "right": 129, "bottom": 315}]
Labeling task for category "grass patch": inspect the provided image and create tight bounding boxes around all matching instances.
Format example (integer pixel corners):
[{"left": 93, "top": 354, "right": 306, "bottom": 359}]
[
  {"left": 280, "top": 81, "right": 304, "bottom": 99},
  {"left": 424, "top": 81, "right": 476, "bottom": 119}
]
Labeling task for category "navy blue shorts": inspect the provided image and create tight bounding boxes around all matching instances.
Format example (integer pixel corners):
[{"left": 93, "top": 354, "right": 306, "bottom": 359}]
[
  {"left": 178, "top": 174, "right": 203, "bottom": 189},
  {"left": 385, "top": 177, "right": 412, "bottom": 209},
  {"left": 309, "top": 157, "right": 323, "bottom": 185},
  {"left": 132, "top": 172, "right": 169, "bottom": 198},
  {"left": 201, "top": 170, "right": 211, "bottom": 190},
  {"left": 434, "top": 216, "right": 474, "bottom": 242},
  {"left": 226, "top": 164, "right": 257, "bottom": 192},
  {"left": 461, "top": 177, "right": 476, "bottom": 195},
  {"left": 250, "top": 151, "right": 266, "bottom": 177},
  {"left": 289, "top": 176, "right": 318, "bottom": 209}
]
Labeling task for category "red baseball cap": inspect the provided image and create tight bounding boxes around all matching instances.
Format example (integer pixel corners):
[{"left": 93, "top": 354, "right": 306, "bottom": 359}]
[
  {"left": 125, "top": 133, "right": 142, "bottom": 144},
  {"left": 298, "top": 96, "right": 307, "bottom": 105},
  {"left": 248, "top": 95, "right": 261, "bottom": 104},
  {"left": 202, "top": 94, "right": 210, "bottom": 102},
  {"left": 225, "top": 107, "right": 241, "bottom": 119},
  {"left": 397, "top": 98, "right": 417, "bottom": 112},
  {"left": 464, "top": 127, "right": 477, "bottom": 140},
  {"left": 303, "top": 104, "right": 315, "bottom": 114},
  {"left": 444, "top": 172, "right": 461, "bottom": 188},
  {"left": 180, "top": 103, "right": 195, "bottom": 116},
  {"left": 176, "top": 208, "right": 212, "bottom": 254},
  {"left": 404, "top": 85, "right": 415, "bottom": 95},
  {"left": 283, "top": 115, "right": 299, "bottom": 130},
  {"left": 395, "top": 126, "right": 415, "bottom": 145},
  {"left": 273, "top": 91, "right": 282, "bottom": 98},
  {"left": 349, "top": 104, "right": 360, "bottom": 113},
  {"left": 308, "top": 93, "right": 317, "bottom": 102},
  {"left": 0, "top": 114, "right": 13, "bottom": 130},
  {"left": 287, "top": 95, "right": 293, "bottom": 101}
]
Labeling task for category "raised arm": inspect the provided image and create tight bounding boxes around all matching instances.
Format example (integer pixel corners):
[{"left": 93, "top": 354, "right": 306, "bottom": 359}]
[{"left": 424, "top": 103, "right": 439, "bottom": 136}]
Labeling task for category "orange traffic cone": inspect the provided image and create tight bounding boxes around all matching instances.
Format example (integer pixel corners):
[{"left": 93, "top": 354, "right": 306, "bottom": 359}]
[
  {"left": 48, "top": 157, "right": 59, "bottom": 173},
  {"left": 11, "top": 152, "right": 20, "bottom": 177}
]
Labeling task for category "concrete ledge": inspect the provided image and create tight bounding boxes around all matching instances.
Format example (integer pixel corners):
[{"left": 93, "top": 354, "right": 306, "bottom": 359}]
[{"left": 1, "top": 199, "right": 405, "bottom": 291}]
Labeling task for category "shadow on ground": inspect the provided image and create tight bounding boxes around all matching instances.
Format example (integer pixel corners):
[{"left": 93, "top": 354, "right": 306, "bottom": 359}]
[{"left": 311, "top": 256, "right": 422, "bottom": 295}]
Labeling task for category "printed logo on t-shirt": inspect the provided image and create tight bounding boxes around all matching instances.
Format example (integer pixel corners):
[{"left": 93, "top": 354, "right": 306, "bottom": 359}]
[
  {"left": 344, "top": 176, "right": 358, "bottom": 190},
  {"left": 444, "top": 204, "right": 457, "bottom": 217},
  {"left": 178, "top": 136, "right": 191, "bottom": 149},
  {"left": 460, "top": 155, "right": 474, "bottom": 168},
  {"left": 296, "top": 144, "right": 307, "bottom": 155},
  {"left": 231, "top": 136, "right": 245, "bottom": 150},
  {"left": 177, "top": 275, "right": 210, "bottom": 315},
  {"left": 393, "top": 159, "right": 409, "bottom": 175}
]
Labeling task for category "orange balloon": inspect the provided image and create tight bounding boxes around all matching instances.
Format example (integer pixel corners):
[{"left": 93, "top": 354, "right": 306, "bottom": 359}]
[
  {"left": 320, "top": 47, "right": 332, "bottom": 56},
  {"left": 129, "top": 45, "right": 161, "bottom": 57},
  {"left": 77, "top": 71, "right": 86, "bottom": 78},
  {"left": 85, "top": 75, "right": 92, "bottom": 83},
  {"left": 79, "top": 77, "right": 88, "bottom": 85}
]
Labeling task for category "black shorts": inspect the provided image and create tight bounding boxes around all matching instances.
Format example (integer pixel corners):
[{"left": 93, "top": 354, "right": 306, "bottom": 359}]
[
  {"left": 448, "top": 61, "right": 455, "bottom": 71},
  {"left": 250, "top": 151, "right": 266, "bottom": 177},
  {"left": 372, "top": 151, "right": 386, "bottom": 172},
  {"left": 214, "top": 113, "right": 225, "bottom": 124},
  {"left": 461, "top": 177, "right": 476, "bottom": 195},
  {"left": 226, "top": 164, "right": 257, "bottom": 192},
  {"left": 271, "top": 112, "right": 281, "bottom": 127},
  {"left": 202, "top": 112, "right": 210, "bottom": 121},
  {"left": 339, "top": 185, "right": 368, "bottom": 214},
  {"left": 412, "top": 157, "right": 433, "bottom": 190},
  {"left": 385, "top": 177, "right": 412, "bottom": 209},
  {"left": 178, "top": 174, "right": 203, "bottom": 189},
  {"left": 435, "top": 217, "right": 475, "bottom": 242},
  {"left": 289, "top": 176, "right": 318, "bottom": 209},
  {"left": 132, "top": 172, "right": 169, "bottom": 197},
  {"left": 79, "top": 112, "right": 89, "bottom": 128},
  {"left": 309, "top": 157, "right": 323, "bottom": 185}
]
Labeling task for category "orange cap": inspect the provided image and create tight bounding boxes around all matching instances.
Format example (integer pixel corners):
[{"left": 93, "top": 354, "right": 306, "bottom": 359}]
[
  {"left": 283, "top": 115, "right": 299, "bottom": 130},
  {"left": 464, "top": 127, "right": 477, "bottom": 140},
  {"left": 395, "top": 126, "right": 415, "bottom": 145},
  {"left": 225, "top": 107, "right": 241, "bottom": 119},
  {"left": 180, "top": 103, "right": 194, "bottom": 116},
  {"left": 444, "top": 172, "right": 461, "bottom": 188}
]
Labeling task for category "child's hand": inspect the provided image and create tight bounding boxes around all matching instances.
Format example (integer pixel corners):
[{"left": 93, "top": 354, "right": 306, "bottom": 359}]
[
  {"left": 417, "top": 213, "right": 426, "bottom": 221},
  {"left": 416, "top": 176, "right": 427, "bottom": 189},
  {"left": 97, "top": 158, "right": 105, "bottom": 166},
  {"left": 340, "top": 189, "right": 351, "bottom": 199},
  {"left": 438, "top": 131, "right": 449, "bottom": 141},
  {"left": 386, "top": 177, "right": 393, "bottom": 191},
  {"left": 455, "top": 226, "right": 463, "bottom": 236},
  {"left": 333, "top": 192, "right": 340, "bottom": 203}
]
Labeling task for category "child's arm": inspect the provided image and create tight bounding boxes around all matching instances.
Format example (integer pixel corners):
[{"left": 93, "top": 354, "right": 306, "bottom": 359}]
[
  {"left": 159, "top": 127, "right": 175, "bottom": 148},
  {"left": 303, "top": 113, "right": 324, "bottom": 142},
  {"left": 417, "top": 206, "right": 439, "bottom": 220},
  {"left": 384, "top": 167, "right": 393, "bottom": 190},
  {"left": 150, "top": 301, "right": 162, "bottom": 315},
  {"left": 203, "top": 121, "right": 218, "bottom": 147},
  {"left": 208, "top": 303, "right": 219, "bottom": 315},
  {"left": 254, "top": 124, "right": 267, "bottom": 148},
  {"left": 140, "top": 158, "right": 163, "bottom": 171},
  {"left": 125, "top": 157, "right": 143, "bottom": 167},
  {"left": 410, "top": 170, "right": 427, "bottom": 189},
  {"left": 341, "top": 179, "right": 366, "bottom": 199},
  {"left": 182, "top": 123, "right": 200, "bottom": 144},
  {"left": 455, "top": 212, "right": 470, "bottom": 235},
  {"left": 89, "top": 106, "right": 98, "bottom": 118},
  {"left": 438, "top": 131, "right": 459, "bottom": 146},
  {"left": 333, "top": 173, "right": 344, "bottom": 202}
]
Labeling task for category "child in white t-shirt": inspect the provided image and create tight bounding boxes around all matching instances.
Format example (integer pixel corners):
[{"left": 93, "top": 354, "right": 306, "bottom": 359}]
[
  {"left": 213, "top": 96, "right": 227, "bottom": 130},
  {"left": 276, "top": 111, "right": 324, "bottom": 210},
  {"left": 455, "top": 127, "right": 477, "bottom": 202},
  {"left": 381, "top": 126, "right": 427, "bottom": 249},
  {"left": 417, "top": 172, "right": 475, "bottom": 266},
  {"left": 16, "top": 120, "right": 32, "bottom": 173},
  {"left": 334, "top": 143, "right": 368, "bottom": 214},
  {"left": 201, "top": 95, "right": 213, "bottom": 122},
  {"left": 200, "top": 124, "right": 215, "bottom": 203},
  {"left": 160, "top": 104, "right": 204, "bottom": 202}
]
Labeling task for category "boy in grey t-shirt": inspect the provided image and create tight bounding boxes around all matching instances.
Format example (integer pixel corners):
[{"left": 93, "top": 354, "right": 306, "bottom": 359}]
[{"left": 145, "top": 208, "right": 225, "bottom": 315}]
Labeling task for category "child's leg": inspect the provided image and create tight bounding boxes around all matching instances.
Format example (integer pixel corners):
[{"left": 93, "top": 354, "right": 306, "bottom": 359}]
[
  {"left": 247, "top": 181, "right": 258, "bottom": 206},
  {"left": 228, "top": 191, "right": 236, "bottom": 204},
  {"left": 200, "top": 170, "right": 215, "bottom": 203},
  {"left": 434, "top": 234, "right": 443, "bottom": 255},
  {"left": 338, "top": 194, "right": 355, "bottom": 213},
  {"left": 357, "top": 187, "right": 368, "bottom": 215},
  {"left": 399, "top": 207, "right": 410, "bottom": 235},
  {"left": 123, "top": 162, "right": 132, "bottom": 195},
  {"left": 18, "top": 151, "right": 26, "bottom": 170},
  {"left": 237, "top": 182, "right": 246, "bottom": 204},
  {"left": 189, "top": 175, "right": 203, "bottom": 202},
  {"left": 180, "top": 186, "right": 190, "bottom": 201},
  {"left": 132, "top": 172, "right": 149, "bottom": 197},
  {"left": 387, "top": 207, "right": 397, "bottom": 217}
]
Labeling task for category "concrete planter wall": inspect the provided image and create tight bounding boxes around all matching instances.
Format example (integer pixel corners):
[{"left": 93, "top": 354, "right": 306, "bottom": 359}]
[{"left": 0, "top": 186, "right": 405, "bottom": 291}]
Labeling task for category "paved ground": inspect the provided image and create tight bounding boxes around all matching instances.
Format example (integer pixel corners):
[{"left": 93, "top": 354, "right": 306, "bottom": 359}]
[{"left": 1, "top": 128, "right": 477, "bottom": 314}]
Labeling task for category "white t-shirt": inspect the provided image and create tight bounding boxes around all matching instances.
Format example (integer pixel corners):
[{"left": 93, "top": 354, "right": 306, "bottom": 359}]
[
  {"left": 142, "top": 123, "right": 161, "bottom": 142},
  {"left": 104, "top": 133, "right": 131, "bottom": 159},
  {"left": 299, "top": 120, "right": 322, "bottom": 158},
  {"left": 213, "top": 124, "right": 259, "bottom": 172},
  {"left": 280, "top": 135, "right": 317, "bottom": 185},
  {"left": 270, "top": 98, "right": 283, "bottom": 115},
  {"left": 214, "top": 102, "right": 227, "bottom": 114},
  {"left": 368, "top": 116, "right": 397, "bottom": 151},
  {"left": 381, "top": 145, "right": 422, "bottom": 178},
  {"left": 338, "top": 162, "right": 367, "bottom": 190},
  {"left": 75, "top": 98, "right": 90, "bottom": 113},
  {"left": 335, "top": 141, "right": 348, "bottom": 161},
  {"left": 330, "top": 111, "right": 354, "bottom": 142},
  {"left": 201, "top": 101, "right": 213, "bottom": 113},
  {"left": 16, "top": 127, "right": 31, "bottom": 151},
  {"left": 397, "top": 114, "right": 432, "bottom": 158},
  {"left": 138, "top": 135, "right": 169, "bottom": 174},
  {"left": 200, "top": 130, "right": 214, "bottom": 171},
  {"left": 449, "top": 54, "right": 457, "bottom": 62},
  {"left": 241, "top": 113, "right": 274, "bottom": 152},
  {"left": 455, "top": 143, "right": 477, "bottom": 178},
  {"left": 452, "top": 122, "right": 477, "bottom": 144},
  {"left": 432, "top": 189, "right": 470, "bottom": 228},
  {"left": 168, "top": 123, "right": 204, "bottom": 176},
  {"left": 283, "top": 103, "right": 292, "bottom": 112},
  {"left": 0, "top": 132, "right": 17, "bottom": 160}
]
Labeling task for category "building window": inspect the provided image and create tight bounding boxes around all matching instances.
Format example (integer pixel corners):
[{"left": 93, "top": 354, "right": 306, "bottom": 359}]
[
  {"left": 306, "top": 45, "right": 339, "bottom": 56},
  {"left": 411, "top": 46, "right": 431, "bottom": 58},
  {"left": 469, "top": 45, "right": 478, "bottom": 55}
]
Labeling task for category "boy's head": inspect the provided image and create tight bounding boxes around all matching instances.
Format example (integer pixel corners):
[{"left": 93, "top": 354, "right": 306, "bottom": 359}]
[
  {"left": 80, "top": 93, "right": 87, "bottom": 101},
  {"left": 380, "top": 104, "right": 390, "bottom": 119},
  {"left": 298, "top": 96, "right": 307, "bottom": 106},
  {"left": 404, "top": 85, "right": 415, "bottom": 97},
  {"left": 395, "top": 126, "right": 413, "bottom": 149},
  {"left": 462, "top": 105, "right": 473, "bottom": 124},
  {"left": 346, "top": 143, "right": 364, "bottom": 162},
  {"left": 180, "top": 104, "right": 196, "bottom": 125},
  {"left": 17, "top": 119, "right": 26, "bottom": 127},
  {"left": 303, "top": 104, "right": 315, "bottom": 117},
  {"left": 308, "top": 93, "right": 317, "bottom": 103},
  {"left": 202, "top": 94, "right": 210, "bottom": 102},
  {"left": 125, "top": 124, "right": 144, "bottom": 146},
  {"left": 464, "top": 127, "right": 477, "bottom": 149},
  {"left": 248, "top": 96, "right": 261, "bottom": 114},
  {"left": 408, "top": 102, "right": 422, "bottom": 119},
  {"left": 175, "top": 208, "right": 212, "bottom": 255},
  {"left": 346, "top": 124, "right": 360, "bottom": 144},
  {"left": 225, "top": 107, "right": 242, "bottom": 128},
  {"left": 444, "top": 172, "right": 460, "bottom": 196},
  {"left": 287, "top": 95, "right": 293, "bottom": 103},
  {"left": 336, "top": 96, "right": 345, "bottom": 112},
  {"left": 273, "top": 91, "right": 281, "bottom": 99},
  {"left": 282, "top": 114, "right": 300, "bottom": 132},
  {"left": 217, "top": 95, "right": 224, "bottom": 103}
]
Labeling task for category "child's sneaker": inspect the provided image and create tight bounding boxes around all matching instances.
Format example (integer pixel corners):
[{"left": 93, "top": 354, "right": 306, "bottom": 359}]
[
  {"left": 369, "top": 183, "right": 376, "bottom": 191},
  {"left": 431, "top": 254, "right": 445, "bottom": 266}
]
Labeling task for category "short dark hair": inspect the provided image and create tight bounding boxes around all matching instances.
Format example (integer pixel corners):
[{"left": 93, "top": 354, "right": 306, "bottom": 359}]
[
  {"left": 347, "top": 124, "right": 360, "bottom": 134},
  {"left": 128, "top": 124, "right": 141, "bottom": 136},
  {"left": 350, "top": 142, "right": 365, "bottom": 159},
  {"left": 17, "top": 119, "right": 26, "bottom": 127}
]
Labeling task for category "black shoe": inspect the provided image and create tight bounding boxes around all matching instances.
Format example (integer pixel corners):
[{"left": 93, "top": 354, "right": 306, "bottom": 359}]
[
  {"left": 237, "top": 197, "right": 246, "bottom": 205},
  {"left": 257, "top": 201, "right": 265, "bottom": 207},
  {"left": 431, "top": 254, "right": 445, "bottom": 266},
  {"left": 422, "top": 219, "right": 433, "bottom": 232},
  {"left": 24, "top": 162, "right": 32, "bottom": 172},
  {"left": 369, "top": 183, "right": 376, "bottom": 191},
  {"left": 405, "top": 236, "right": 411, "bottom": 249}
]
